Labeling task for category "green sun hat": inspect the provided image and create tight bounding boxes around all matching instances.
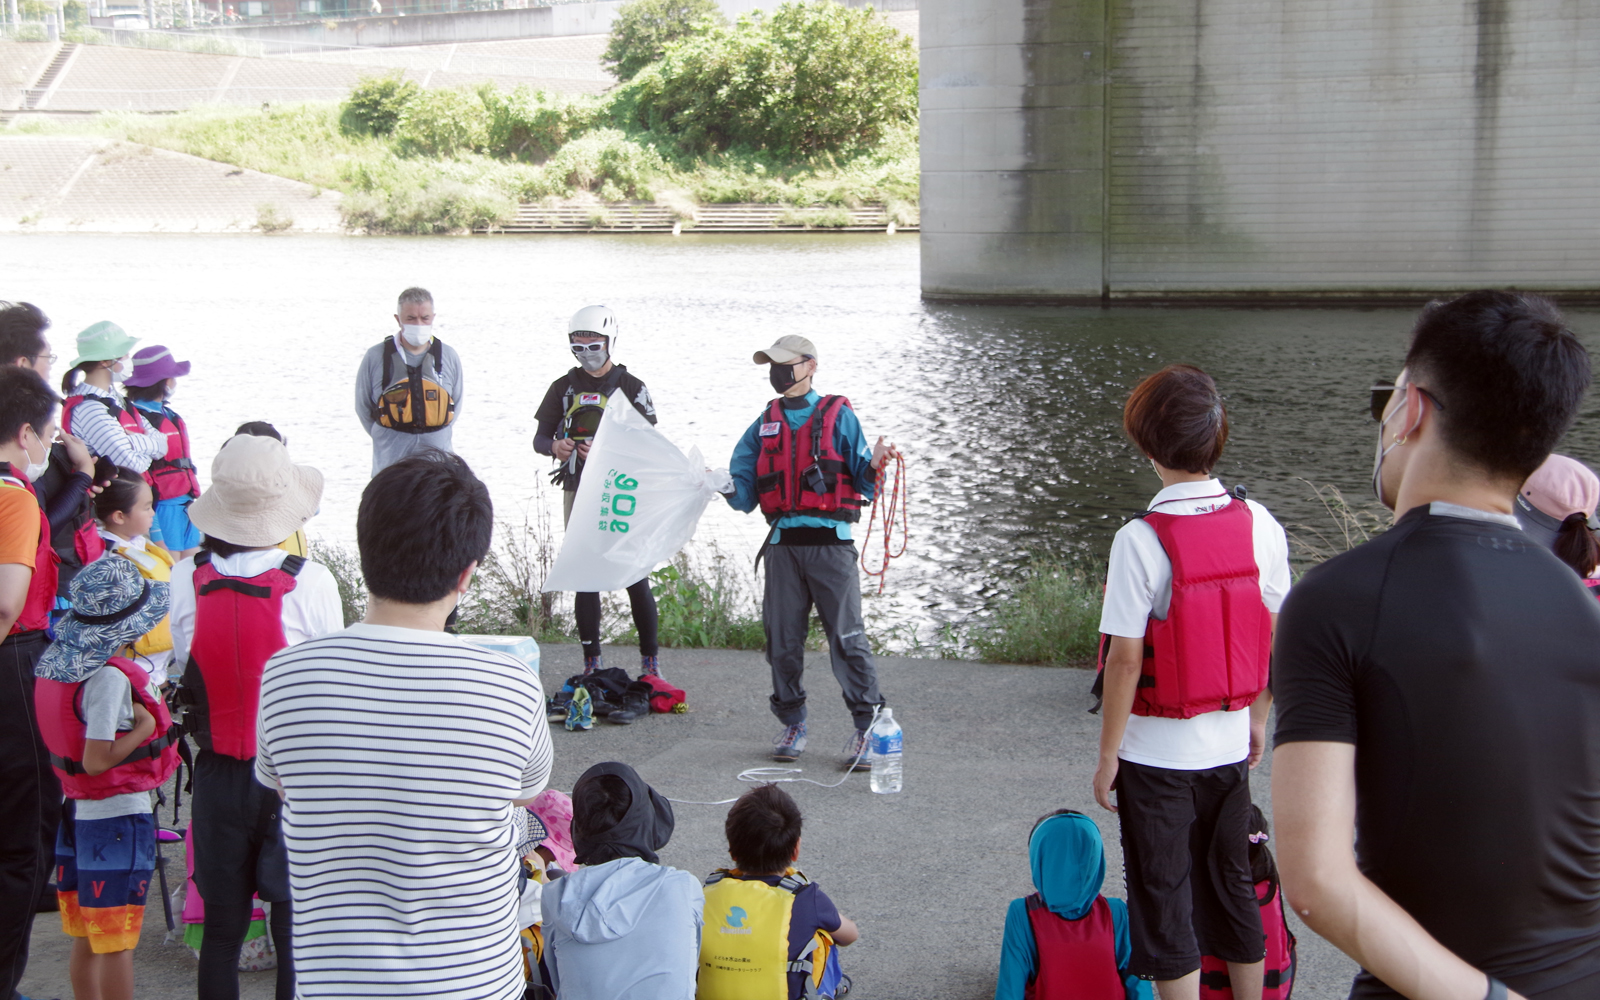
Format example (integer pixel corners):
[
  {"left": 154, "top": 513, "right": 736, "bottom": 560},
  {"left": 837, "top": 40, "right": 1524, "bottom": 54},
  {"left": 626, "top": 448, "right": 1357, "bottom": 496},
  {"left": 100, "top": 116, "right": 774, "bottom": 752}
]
[{"left": 67, "top": 321, "right": 139, "bottom": 369}]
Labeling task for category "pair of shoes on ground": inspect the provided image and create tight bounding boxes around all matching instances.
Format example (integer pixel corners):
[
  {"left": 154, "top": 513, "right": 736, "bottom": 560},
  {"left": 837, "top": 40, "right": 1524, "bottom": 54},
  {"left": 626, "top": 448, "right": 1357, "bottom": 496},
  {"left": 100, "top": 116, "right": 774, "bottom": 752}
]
[
  {"left": 581, "top": 654, "right": 666, "bottom": 680},
  {"left": 771, "top": 722, "right": 872, "bottom": 772}
]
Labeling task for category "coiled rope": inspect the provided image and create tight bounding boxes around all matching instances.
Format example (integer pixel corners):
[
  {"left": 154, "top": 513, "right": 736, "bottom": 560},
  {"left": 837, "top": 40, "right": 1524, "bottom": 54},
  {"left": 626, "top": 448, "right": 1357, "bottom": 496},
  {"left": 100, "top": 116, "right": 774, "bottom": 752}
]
[{"left": 860, "top": 452, "right": 908, "bottom": 594}]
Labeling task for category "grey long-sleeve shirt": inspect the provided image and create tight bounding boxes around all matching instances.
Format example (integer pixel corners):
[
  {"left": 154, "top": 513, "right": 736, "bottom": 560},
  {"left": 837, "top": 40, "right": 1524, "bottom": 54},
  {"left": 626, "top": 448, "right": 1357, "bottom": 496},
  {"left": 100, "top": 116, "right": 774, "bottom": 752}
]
[{"left": 355, "top": 334, "right": 465, "bottom": 476}]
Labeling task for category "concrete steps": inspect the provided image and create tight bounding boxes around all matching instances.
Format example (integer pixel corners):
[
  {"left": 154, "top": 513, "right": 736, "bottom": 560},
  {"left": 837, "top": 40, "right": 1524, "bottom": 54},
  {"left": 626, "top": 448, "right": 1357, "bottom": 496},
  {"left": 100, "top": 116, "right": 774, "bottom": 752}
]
[
  {"left": 24, "top": 43, "right": 78, "bottom": 109},
  {"left": 487, "top": 201, "right": 917, "bottom": 234}
]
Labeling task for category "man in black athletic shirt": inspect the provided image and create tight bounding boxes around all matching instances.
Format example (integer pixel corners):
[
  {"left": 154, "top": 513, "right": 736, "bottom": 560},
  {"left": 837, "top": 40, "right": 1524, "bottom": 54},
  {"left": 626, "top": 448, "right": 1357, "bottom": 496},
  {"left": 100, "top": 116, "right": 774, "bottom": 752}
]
[{"left": 1273, "top": 291, "right": 1600, "bottom": 1000}]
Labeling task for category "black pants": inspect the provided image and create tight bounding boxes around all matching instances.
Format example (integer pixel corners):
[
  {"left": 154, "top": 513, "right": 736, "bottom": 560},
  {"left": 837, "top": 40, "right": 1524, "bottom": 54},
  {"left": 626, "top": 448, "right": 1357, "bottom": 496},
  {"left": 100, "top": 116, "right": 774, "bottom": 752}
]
[
  {"left": 191, "top": 749, "right": 294, "bottom": 1000},
  {"left": 1117, "top": 758, "right": 1263, "bottom": 980},
  {"left": 0, "top": 630, "right": 59, "bottom": 1000},
  {"left": 563, "top": 490, "right": 659, "bottom": 659}
]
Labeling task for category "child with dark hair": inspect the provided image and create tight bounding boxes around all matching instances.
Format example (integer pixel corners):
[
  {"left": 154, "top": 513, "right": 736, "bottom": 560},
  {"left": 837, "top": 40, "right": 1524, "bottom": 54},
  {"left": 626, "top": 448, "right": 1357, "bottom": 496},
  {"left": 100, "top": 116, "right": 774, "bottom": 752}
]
[
  {"left": 93, "top": 468, "right": 177, "bottom": 686},
  {"left": 1514, "top": 453, "right": 1600, "bottom": 590},
  {"left": 700, "top": 783, "right": 858, "bottom": 1000},
  {"left": 1093, "top": 363, "right": 1291, "bottom": 997},
  {"left": 122, "top": 345, "right": 200, "bottom": 557},
  {"left": 1198, "top": 805, "right": 1295, "bottom": 1000},
  {"left": 542, "top": 761, "right": 702, "bottom": 1000},
  {"left": 996, "top": 810, "right": 1149, "bottom": 1000}
]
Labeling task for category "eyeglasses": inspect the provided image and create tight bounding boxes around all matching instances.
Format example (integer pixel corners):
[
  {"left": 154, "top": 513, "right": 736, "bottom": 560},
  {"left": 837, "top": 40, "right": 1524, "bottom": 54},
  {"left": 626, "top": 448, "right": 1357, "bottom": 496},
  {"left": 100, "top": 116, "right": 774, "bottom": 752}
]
[
  {"left": 569, "top": 342, "right": 606, "bottom": 355},
  {"left": 30, "top": 353, "right": 57, "bottom": 366},
  {"left": 1370, "top": 381, "right": 1444, "bottom": 421}
]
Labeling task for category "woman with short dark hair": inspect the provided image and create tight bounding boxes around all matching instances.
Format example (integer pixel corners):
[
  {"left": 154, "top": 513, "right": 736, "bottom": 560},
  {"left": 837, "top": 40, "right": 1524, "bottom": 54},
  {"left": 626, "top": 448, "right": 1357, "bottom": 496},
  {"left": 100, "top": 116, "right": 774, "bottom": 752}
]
[{"left": 1092, "top": 364, "right": 1292, "bottom": 1000}]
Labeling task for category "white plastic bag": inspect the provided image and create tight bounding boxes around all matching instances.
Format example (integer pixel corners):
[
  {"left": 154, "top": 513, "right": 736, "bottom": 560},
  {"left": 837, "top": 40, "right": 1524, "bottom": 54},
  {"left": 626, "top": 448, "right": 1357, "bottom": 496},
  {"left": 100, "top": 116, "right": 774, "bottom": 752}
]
[{"left": 543, "top": 394, "right": 728, "bottom": 593}]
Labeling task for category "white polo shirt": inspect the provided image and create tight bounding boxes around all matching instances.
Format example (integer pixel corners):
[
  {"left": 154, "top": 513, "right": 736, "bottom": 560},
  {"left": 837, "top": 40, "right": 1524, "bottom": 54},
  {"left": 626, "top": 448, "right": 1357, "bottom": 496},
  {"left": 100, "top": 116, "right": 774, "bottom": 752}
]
[{"left": 1098, "top": 479, "right": 1292, "bottom": 769}]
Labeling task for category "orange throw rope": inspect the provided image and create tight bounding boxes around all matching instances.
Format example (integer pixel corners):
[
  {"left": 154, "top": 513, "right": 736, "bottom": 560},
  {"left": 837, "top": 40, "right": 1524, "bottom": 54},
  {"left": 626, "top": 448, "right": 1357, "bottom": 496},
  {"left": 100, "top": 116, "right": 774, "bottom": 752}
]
[{"left": 860, "top": 452, "right": 908, "bottom": 594}]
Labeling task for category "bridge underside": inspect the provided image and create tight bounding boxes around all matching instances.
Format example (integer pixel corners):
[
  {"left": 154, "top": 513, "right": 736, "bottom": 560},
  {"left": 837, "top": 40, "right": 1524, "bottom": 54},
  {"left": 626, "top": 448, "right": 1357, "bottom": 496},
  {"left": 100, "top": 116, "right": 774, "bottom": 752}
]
[{"left": 919, "top": 0, "right": 1600, "bottom": 304}]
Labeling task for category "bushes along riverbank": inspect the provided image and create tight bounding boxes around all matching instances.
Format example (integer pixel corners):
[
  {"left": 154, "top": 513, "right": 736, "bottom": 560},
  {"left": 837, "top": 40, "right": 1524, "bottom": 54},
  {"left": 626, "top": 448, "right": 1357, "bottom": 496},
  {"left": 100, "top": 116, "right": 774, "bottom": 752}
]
[{"left": 15, "top": 0, "right": 918, "bottom": 234}]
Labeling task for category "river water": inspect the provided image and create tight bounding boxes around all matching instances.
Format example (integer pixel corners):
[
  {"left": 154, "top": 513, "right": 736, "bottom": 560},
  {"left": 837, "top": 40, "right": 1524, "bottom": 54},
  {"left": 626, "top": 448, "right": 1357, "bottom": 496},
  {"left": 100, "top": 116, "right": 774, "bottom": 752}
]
[{"left": 7, "top": 233, "right": 1600, "bottom": 645}]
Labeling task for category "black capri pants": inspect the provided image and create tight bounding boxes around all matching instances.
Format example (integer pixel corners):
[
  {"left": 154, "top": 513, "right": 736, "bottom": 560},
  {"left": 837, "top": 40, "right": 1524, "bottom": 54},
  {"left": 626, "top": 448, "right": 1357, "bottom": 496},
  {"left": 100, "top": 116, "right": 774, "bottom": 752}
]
[{"left": 1116, "top": 758, "right": 1264, "bottom": 981}]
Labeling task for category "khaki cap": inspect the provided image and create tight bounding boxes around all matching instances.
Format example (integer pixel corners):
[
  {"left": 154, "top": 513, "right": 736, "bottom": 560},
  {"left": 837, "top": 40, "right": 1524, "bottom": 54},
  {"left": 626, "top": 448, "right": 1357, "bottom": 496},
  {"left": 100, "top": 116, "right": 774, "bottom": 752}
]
[
  {"left": 753, "top": 335, "right": 817, "bottom": 365},
  {"left": 189, "top": 434, "right": 324, "bottom": 547}
]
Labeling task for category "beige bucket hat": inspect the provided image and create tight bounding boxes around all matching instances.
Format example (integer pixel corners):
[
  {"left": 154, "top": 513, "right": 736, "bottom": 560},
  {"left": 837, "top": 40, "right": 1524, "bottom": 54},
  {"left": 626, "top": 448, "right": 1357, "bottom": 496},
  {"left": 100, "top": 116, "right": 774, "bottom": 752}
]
[
  {"left": 188, "top": 434, "right": 324, "bottom": 547},
  {"left": 753, "top": 335, "right": 817, "bottom": 365}
]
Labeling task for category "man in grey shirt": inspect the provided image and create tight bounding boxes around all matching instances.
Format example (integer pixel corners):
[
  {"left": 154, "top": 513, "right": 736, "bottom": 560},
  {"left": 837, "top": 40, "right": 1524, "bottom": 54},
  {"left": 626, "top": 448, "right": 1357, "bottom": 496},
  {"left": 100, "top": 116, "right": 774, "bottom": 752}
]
[{"left": 354, "top": 287, "right": 464, "bottom": 476}]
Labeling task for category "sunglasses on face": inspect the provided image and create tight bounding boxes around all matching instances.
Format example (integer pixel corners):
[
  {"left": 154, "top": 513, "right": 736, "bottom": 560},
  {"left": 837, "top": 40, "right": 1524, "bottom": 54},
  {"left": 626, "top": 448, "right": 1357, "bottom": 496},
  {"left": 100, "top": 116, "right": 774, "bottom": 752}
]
[
  {"left": 1370, "top": 381, "right": 1444, "bottom": 421},
  {"left": 570, "top": 342, "right": 606, "bottom": 355}
]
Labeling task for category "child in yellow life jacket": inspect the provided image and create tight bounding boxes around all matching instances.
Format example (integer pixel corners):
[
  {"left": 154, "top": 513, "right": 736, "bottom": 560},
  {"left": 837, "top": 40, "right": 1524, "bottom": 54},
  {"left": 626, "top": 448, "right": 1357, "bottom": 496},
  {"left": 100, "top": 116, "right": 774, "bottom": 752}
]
[
  {"left": 700, "top": 784, "right": 858, "bottom": 1000},
  {"left": 94, "top": 468, "right": 176, "bottom": 687}
]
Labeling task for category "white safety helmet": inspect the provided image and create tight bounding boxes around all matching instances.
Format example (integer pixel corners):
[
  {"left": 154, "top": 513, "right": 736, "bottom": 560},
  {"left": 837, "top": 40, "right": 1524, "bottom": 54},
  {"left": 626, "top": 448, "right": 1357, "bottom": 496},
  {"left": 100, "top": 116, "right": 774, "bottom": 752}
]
[{"left": 568, "top": 305, "right": 619, "bottom": 354}]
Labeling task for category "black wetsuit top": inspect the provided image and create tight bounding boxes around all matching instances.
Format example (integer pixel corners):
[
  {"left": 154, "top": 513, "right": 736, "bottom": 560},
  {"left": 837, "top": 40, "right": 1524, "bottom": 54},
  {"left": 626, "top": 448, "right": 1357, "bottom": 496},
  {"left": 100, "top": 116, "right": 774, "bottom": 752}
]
[
  {"left": 1274, "top": 505, "right": 1600, "bottom": 998},
  {"left": 533, "top": 365, "right": 656, "bottom": 490}
]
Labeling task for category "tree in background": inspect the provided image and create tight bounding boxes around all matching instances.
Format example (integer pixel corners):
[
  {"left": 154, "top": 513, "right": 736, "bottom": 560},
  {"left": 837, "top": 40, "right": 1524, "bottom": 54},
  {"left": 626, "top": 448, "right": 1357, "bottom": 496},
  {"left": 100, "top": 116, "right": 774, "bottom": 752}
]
[
  {"left": 602, "top": 0, "right": 725, "bottom": 82},
  {"left": 613, "top": 0, "right": 917, "bottom": 157}
]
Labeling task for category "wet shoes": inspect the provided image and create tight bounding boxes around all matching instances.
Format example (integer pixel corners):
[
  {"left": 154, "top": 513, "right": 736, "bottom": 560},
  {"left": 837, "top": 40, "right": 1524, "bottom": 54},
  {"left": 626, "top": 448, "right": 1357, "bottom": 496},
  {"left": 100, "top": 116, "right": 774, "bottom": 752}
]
[{"left": 772, "top": 722, "right": 808, "bottom": 762}]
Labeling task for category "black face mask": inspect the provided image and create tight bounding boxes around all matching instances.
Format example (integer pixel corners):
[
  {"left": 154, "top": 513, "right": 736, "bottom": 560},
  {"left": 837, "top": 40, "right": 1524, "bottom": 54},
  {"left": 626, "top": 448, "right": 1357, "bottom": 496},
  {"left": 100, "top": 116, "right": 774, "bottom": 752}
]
[{"left": 770, "top": 362, "right": 802, "bottom": 394}]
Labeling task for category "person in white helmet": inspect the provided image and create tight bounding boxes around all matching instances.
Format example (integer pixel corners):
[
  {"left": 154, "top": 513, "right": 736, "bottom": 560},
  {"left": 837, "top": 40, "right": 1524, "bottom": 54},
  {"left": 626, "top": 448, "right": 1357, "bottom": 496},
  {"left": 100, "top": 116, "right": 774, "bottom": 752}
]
[{"left": 533, "top": 306, "right": 662, "bottom": 679}]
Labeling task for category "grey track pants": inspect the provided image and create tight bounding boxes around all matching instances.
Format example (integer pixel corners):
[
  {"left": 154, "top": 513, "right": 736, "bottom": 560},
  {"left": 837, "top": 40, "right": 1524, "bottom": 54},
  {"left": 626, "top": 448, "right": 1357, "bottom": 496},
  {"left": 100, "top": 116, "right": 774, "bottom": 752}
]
[{"left": 763, "top": 543, "right": 883, "bottom": 730}]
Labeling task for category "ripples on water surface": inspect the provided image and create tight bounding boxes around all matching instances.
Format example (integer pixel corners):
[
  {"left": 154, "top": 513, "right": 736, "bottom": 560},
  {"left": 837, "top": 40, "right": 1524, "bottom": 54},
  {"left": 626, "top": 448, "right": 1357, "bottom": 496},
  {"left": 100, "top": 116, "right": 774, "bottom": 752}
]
[{"left": 8, "top": 234, "right": 1599, "bottom": 644}]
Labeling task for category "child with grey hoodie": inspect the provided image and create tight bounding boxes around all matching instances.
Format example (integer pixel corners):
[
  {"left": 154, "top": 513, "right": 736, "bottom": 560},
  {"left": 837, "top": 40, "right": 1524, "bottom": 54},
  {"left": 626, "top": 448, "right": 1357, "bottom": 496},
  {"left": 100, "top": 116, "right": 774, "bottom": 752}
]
[{"left": 541, "top": 762, "right": 703, "bottom": 1000}]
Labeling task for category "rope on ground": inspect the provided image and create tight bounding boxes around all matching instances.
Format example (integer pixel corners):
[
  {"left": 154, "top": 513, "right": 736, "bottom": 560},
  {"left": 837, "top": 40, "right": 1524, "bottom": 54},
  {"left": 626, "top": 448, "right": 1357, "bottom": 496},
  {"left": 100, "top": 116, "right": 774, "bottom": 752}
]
[
  {"left": 665, "top": 706, "right": 883, "bottom": 806},
  {"left": 859, "top": 452, "right": 908, "bottom": 594}
]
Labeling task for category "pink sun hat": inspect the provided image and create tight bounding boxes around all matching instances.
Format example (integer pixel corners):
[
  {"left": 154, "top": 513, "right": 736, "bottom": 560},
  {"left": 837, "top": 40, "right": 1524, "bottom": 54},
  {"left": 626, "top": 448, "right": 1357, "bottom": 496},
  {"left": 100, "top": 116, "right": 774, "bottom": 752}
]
[{"left": 124, "top": 344, "right": 191, "bottom": 387}]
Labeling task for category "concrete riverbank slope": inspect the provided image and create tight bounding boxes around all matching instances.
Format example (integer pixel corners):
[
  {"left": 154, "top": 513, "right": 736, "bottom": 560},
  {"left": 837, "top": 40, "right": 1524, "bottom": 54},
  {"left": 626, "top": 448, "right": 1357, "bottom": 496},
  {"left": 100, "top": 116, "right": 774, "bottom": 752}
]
[
  {"left": 22, "top": 646, "right": 1358, "bottom": 1000},
  {"left": 920, "top": 0, "right": 1600, "bottom": 303},
  {"left": 0, "top": 135, "right": 342, "bottom": 232}
]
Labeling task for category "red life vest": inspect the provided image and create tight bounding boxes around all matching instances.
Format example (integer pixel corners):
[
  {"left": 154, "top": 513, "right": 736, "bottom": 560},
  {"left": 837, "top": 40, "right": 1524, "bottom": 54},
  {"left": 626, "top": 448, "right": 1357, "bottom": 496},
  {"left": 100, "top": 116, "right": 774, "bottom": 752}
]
[
  {"left": 36, "top": 655, "right": 180, "bottom": 799},
  {"left": 1, "top": 463, "right": 58, "bottom": 635},
  {"left": 754, "top": 395, "right": 867, "bottom": 524},
  {"left": 1199, "top": 877, "right": 1297, "bottom": 1000},
  {"left": 180, "top": 551, "right": 303, "bottom": 760},
  {"left": 1119, "top": 499, "right": 1272, "bottom": 719},
  {"left": 135, "top": 403, "right": 200, "bottom": 502},
  {"left": 1024, "top": 893, "right": 1126, "bottom": 1000},
  {"left": 62, "top": 392, "right": 148, "bottom": 445}
]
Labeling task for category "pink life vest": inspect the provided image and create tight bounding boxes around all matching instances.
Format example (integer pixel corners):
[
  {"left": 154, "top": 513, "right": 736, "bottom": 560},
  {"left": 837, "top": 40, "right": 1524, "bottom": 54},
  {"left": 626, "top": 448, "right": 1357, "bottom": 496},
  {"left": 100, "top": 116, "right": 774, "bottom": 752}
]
[
  {"left": 1199, "top": 877, "right": 1297, "bottom": 999},
  {"left": 62, "top": 392, "right": 148, "bottom": 443},
  {"left": 182, "top": 551, "right": 303, "bottom": 760},
  {"left": 139, "top": 404, "right": 200, "bottom": 502},
  {"left": 36, "top": 655, "right": 180, "bottom": 799},
  {"left": 1024, "top": 894, "right": 1126, "bottom": 1000},
  {"left": 1129, "top": 499, "right": 1272, "bottom": 719}
]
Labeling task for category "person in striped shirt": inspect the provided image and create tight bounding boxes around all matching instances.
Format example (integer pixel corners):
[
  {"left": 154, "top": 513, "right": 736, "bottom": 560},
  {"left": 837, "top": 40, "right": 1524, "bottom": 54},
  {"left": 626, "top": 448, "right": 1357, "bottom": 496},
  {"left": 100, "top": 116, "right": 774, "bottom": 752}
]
[{"left": 257, "top": 449, "right": 554, "bottom": 1000}]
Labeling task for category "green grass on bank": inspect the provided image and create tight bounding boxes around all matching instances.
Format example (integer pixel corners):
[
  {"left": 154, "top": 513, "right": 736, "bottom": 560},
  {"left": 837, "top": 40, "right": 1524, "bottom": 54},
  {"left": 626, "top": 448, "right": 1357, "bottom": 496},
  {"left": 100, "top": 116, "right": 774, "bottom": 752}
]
[{"left": 14, "top": 100, "right": 917, "bottom": 234}]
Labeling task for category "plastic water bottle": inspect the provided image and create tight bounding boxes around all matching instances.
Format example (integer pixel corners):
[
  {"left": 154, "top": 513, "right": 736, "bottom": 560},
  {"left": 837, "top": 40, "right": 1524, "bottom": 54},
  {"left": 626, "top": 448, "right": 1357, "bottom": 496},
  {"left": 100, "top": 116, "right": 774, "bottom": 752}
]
[{"left": 868, "top": 708, "right": 903, "bottom": 794}]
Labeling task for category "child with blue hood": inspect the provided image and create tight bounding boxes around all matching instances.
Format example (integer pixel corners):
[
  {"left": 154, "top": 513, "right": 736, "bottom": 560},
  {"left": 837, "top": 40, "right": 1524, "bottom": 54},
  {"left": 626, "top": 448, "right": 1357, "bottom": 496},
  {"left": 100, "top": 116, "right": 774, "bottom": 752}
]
[
  {"left": 541, "top": 761, "right": 704, "bottom": 1000},
  {"left": 996, "top": 809, "right": 1151, "bottom": 1000}
]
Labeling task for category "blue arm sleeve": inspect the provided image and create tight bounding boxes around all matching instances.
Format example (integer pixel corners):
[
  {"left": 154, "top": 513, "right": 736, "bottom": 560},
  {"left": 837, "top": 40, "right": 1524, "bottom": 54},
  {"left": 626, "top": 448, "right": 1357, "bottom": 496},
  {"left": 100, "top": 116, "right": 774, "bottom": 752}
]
[
  {"left": 725, "top": 416, "right": 765, "bottom": 513},
  {"left": 833, "top": 404, "right": 878, "bottom": 504},
  {"left": 995, "top": 898, "right": 1037, "bottom": 1000},
  {"left": 1107, "top": 898, "right": 1152, "bottom": 1000}
]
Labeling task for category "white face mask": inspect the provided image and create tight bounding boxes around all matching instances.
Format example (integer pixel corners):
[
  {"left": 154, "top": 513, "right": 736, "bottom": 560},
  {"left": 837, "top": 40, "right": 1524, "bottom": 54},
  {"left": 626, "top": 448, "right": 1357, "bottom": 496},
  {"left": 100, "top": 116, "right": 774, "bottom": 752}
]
[
  {"left": 22, "top": 426, "right": 49, "bottom": 481},
  {"left": 400, "top": 324, "right": 432, "bottom": 348},
  {"left": 1370, "top": 387, "right": 1409, "bottom": 508},
  {"left": 109, "top": 356, "right": 131, "bottom": 384}
]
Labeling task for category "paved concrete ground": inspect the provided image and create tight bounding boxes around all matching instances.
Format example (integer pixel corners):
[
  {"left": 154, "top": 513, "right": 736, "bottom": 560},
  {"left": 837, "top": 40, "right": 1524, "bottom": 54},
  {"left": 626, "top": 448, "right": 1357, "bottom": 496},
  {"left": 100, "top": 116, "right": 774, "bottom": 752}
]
[{"left": 22, "top": 645, "right": 1360, "bottom": 1000}]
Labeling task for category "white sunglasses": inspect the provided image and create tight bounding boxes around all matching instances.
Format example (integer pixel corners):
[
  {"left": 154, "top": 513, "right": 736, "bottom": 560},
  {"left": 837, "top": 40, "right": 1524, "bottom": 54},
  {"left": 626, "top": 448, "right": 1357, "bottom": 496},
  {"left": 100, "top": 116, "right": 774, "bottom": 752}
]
[{"left": 570, "top": 342, "right": 607, "bottom": 355}]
